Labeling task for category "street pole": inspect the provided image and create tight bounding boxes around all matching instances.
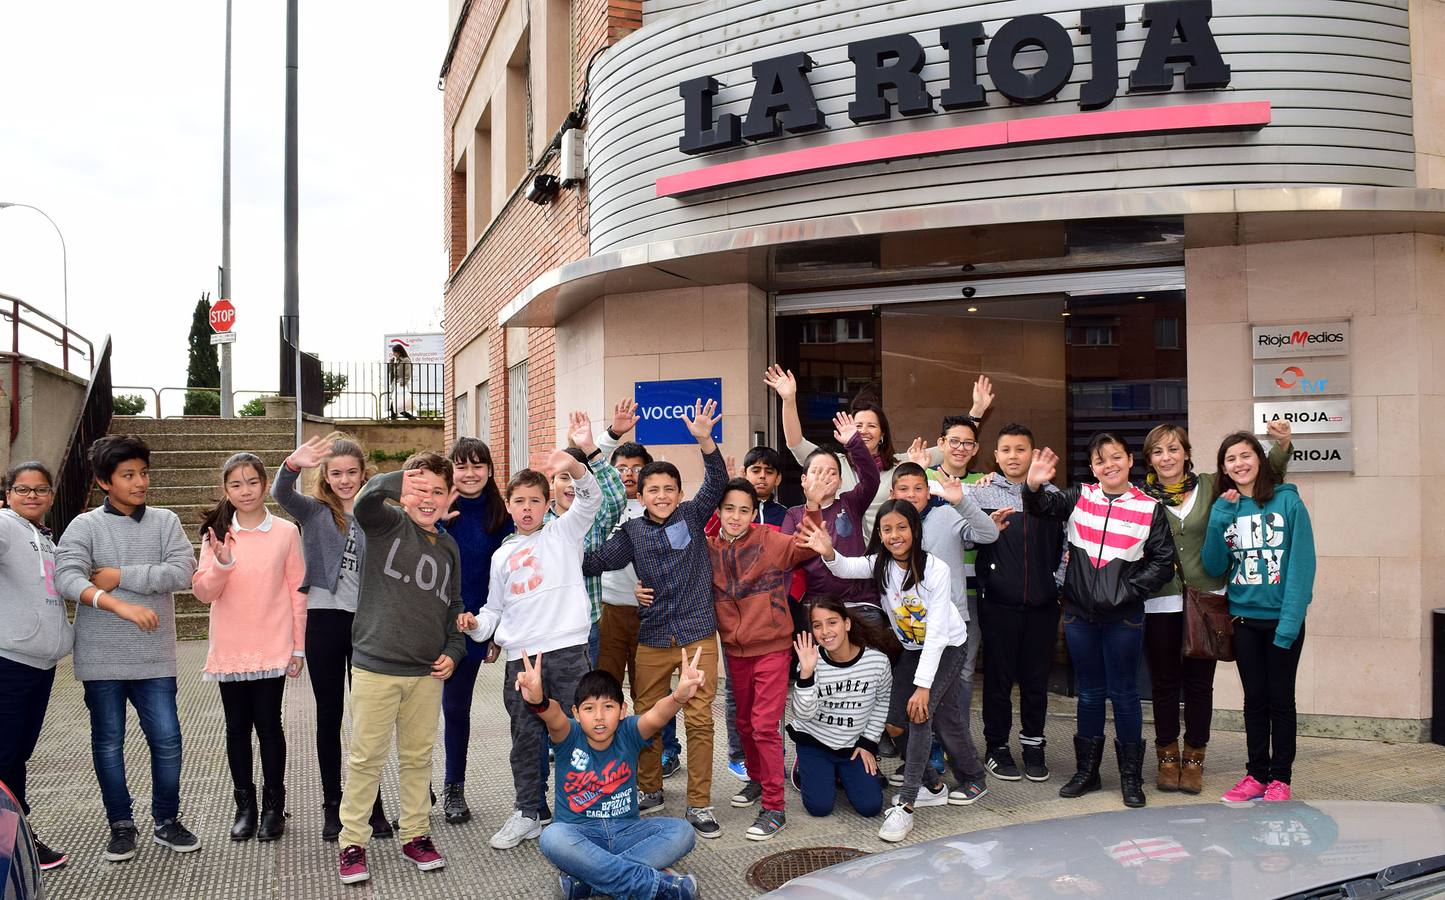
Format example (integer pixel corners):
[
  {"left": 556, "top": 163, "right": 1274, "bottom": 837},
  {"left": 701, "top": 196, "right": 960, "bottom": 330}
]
[
  {"left": 283, "top": 0, "right": 301, "bottom": 443},
  {"left": 219, "top": 0, "right": 234, "bottom": 417},
  {"left": 0, "top": 202, "right": 69, "bottom": 369}
]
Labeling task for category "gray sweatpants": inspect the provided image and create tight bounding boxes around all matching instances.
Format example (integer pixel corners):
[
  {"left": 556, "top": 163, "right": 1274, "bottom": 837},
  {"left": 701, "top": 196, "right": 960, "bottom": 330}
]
[
  {"left": 891, "top": 642, "right": 984, "bottom": 805},
  {"left": 502, "top": 644, "right": 591, "bottom": 816}
]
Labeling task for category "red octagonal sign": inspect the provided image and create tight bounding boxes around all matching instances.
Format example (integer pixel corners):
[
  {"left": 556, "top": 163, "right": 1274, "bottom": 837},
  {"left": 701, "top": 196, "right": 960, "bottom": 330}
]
[{"left": 209, "top": 299, "right": 236, "bottom": 333}]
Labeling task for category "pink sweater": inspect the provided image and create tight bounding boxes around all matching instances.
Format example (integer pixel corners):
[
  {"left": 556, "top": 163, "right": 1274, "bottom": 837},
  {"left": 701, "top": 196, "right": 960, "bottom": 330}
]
[{"left": 193, "top": 516, "right": 307, "bottom": 677}]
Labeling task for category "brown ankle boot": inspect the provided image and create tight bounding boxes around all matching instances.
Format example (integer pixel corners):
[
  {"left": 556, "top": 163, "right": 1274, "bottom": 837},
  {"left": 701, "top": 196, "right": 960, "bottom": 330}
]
[
  {"left": 1155, "top": 741, "right": 1181, "bottom": 792},
  {"left": 1179, "top": 745, "right": 1205, "bottom": 795}
]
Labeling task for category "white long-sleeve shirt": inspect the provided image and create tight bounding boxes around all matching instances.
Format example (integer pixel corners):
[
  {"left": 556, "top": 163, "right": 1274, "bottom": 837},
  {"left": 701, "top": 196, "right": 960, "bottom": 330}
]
[
  {"left": 465, "top": 471, "right": 601, "bottom": 660},
  {"left": 822, "top": 551, "right": 966, "bottom": 688}
]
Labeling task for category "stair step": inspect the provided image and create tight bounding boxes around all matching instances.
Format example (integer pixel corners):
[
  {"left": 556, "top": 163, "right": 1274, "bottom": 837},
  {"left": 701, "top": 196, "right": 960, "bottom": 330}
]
[
  {"left": 144, "top": 467, "right": 245, "bottom": 488},
  {"left": 113, "top": 416, "right": 297, "bottom": 436},
  {"left": 128, "top": 432, "right": 297, "bottom": 452},
  {"left": 176, "top": 613, "right": 209, "bottom": 642},
  {"left": 150, "top": 449, "right": 293, "bottom": 469}
]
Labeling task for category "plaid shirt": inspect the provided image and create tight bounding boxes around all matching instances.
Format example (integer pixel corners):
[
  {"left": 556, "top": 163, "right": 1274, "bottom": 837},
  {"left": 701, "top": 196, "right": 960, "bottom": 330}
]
[
  {"left": 584, "top": 449, "right": 727, "bottom": 648},
  {"left": 545, "top": 455, "right": 627, "bottom": 623}
]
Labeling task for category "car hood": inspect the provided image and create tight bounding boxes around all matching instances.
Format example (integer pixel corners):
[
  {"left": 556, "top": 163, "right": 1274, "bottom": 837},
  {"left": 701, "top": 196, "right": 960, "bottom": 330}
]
[{"left": 767, "top": 801, "right": 1445, "bottom": 899}]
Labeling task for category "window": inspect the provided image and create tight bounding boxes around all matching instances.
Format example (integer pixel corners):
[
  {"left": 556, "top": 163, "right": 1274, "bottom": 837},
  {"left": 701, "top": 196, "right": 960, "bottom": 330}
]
[
  {"left": 455, "top": 393, "right": 469, "bottom": 437},
  {"left": 1155, "top": 317, "right": 1180, "bottom": 349},
  {"left": 475, "top": 380, "right": 491, "bottom": 443},
  {"left": 838, "top": 318, "right": 872, "bottom": 342},
  {"left": 507, "top": 362, "right": 528, "bottom": 474},
  {"left": 1081, "top": 325, "right": 1116, "bottom": 346}
]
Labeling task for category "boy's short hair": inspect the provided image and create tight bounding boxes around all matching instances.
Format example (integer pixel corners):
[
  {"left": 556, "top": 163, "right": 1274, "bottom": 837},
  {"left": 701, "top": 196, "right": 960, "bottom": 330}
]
[
  {"left": 718, "top": 477, "right": 759, "bottom": 510},
  {"left": 803, "top": 446, "right": 841, "bottom": 473},
  {"left": 940, "top": 414, "right": 980, "bottom": 438},
  {"left": 561, "top": 447, "right": 588, "bottom": 466},
  {"left": 742, "top": 446, "right": 783, "bottom": 472},
  {"left": 638, "top": 461, "right": 681, "bottom": 492},
  {"left": 403, "top": 451, "right": 454, "bottom": 488},
  {"left": 573, "top": 670, "right": 625, "bottom": 708},
  {"left": 507, "top": 469, "right": 550, "bottom": 500},
  {"left": 91, "top": 434, "right": 150, "bottom": 483},
  {"left": 610, "top": 442, "right": 653, "bottom": 466},
  {"left": 891, "top": 461, "right": 928, "bottom": 486},
  {"left": 997, "top": 422, "right": 1035, "bottom": 447}
]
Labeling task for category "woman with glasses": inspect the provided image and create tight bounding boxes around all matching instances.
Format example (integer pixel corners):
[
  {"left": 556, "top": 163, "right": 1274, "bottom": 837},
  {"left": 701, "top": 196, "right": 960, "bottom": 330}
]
[{"left": 0, "top": 462, "right": 72, "bottom": 869}]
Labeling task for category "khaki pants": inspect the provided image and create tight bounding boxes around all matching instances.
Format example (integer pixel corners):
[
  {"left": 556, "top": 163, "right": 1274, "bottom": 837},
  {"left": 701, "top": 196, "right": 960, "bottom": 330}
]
[
  {"left": 338, "top": 668, "right": 442, "bottom": 847},
  {"left": 633, "top": 635, "right": 719, "bottom": 808}
]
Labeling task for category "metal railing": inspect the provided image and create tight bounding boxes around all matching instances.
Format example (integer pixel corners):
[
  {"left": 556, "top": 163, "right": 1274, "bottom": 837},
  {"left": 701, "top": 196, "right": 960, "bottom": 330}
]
[
  {"left": 49, "top": 337, "right": 112, "bottom": 537},
  {"left": 112, "top": 385, "right": 271, "bottom": 419},
  {"left": 322, "top": 361, "right": 445, "bottom": 420},
  {"left": 1, "top": 292, "right": 95, "bottom": 441}
]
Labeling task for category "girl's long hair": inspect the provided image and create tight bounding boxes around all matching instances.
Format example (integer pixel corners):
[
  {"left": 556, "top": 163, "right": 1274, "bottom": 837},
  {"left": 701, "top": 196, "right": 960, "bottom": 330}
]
[
  {"left": 200, "top": 453, "right": 267, "bottom": 545},
  {"left": 805, "top": 595, "right": 901, "bottom": 664},
  {"left": 448, "top": 437, "right": 508, "bottom": 533},
  {"left": 865, "top": 499, "right": 927, "bottom": 592},
  {"left": 1214, "top": 431, "right": 1279, "bottom": 504},
  {"left": 313, "top": 432, "right": 371, "bottom": 533}
]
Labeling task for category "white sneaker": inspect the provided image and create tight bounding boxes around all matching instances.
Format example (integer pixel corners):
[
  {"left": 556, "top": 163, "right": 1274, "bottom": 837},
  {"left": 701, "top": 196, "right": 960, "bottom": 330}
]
[
  {"left": 878, "top": 805, "right": 914, "bottom": 843},
  {"left": 893, "top": 782, "right": 948, "bottom": 808},
  {"left": 488, "top": 810, "right": 543, "bottom": 850}
]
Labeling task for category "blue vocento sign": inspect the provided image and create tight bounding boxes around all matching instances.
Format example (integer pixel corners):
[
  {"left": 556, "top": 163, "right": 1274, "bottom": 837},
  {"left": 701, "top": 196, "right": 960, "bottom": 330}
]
[{"left": 634, "top": 378, "right": 722, "bottom": 445}]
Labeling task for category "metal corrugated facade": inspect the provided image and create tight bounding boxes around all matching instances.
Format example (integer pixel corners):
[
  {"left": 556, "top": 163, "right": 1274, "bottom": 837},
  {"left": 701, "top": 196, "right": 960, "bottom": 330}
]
[{"left": 589, "top": 0, "right": 1414, "bottom": 252}]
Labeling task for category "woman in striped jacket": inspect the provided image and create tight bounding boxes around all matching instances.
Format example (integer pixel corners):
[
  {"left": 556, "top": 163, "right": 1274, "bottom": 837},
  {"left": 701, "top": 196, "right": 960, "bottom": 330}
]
[{"left": 1021, "top": 433, "right": 1175, "bottom": 810}]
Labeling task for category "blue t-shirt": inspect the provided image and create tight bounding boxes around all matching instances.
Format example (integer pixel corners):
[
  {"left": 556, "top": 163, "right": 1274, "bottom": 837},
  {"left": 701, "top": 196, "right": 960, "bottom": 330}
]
[{"left": 551, "top": 716, "right": 645, "bottom": 823}]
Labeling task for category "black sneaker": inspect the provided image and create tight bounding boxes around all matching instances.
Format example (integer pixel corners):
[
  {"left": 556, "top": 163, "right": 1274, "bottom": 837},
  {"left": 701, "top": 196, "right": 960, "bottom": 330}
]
[
  {"left": 443, "top": 782, "right": 471, "bottom": 824},
  {"left": 731, "top": 780, "right": 763, "bottom": 808},
  {"left": 986, "top": 746, "right": 1023, "bottom": 781},
  {"left": 105, "top": 820, "right": 138, "bottom": 862},
  {"left": 638, "top": 790, "right": 664, "bottom": 815},
  {"left": 1021, "top": 744, "right": 1050, "bottom": 782},
  {"left": 33, "top": 835, "right": 67, "bottom": 870},
  {"left": 660, "top": 750, "right": 682, "bottom": 779},
  {"left": 685, "top": 806, "right": 721, "bottom": 840},
  {"left": 745, "top": 808, "right": 786, "bottom": 842},
  {"left": 152, "top": 818, "right": 201, "bottom": 853},
  {"left": 538, "top": 802, "right": 553, "bottom": 826}
]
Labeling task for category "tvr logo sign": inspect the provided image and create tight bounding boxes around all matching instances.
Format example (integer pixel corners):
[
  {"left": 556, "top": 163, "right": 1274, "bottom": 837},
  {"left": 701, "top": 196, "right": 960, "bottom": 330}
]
[
  {"left": 1273, "top": 366, "right": 1333, "bottom": 394},
  {"left": 1252, "top": 360, "right": 1350, "bottom": 398}
]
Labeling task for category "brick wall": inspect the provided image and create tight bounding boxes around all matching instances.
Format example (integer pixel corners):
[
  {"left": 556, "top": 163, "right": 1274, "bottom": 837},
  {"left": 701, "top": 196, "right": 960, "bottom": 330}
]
[{"left": 441, "top": 0, "right": 637, "bottom": 480}]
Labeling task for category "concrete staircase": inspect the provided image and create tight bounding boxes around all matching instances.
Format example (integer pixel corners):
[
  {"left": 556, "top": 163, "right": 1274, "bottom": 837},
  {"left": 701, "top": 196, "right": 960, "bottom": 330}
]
[{"left": 103, "top": 417, "right": 299, "bottom": 640}]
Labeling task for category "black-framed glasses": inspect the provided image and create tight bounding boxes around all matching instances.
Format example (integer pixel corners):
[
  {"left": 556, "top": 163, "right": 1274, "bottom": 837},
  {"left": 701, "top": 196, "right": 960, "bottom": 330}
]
[
  {"left": 944, "top": 438, "right": 978, "bottom": 451},
  {"left": 8, "top": 485, "right": 52, "bottom": 497}
]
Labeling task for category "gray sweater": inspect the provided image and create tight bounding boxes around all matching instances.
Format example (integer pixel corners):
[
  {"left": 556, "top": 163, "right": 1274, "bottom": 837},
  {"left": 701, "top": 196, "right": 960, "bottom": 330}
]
[
  {"left": 351, "top": 471, "right": 466, "bottom": 676},
  {"left": 271, "top": 462, "right": 367, "bottom": 598},
  {"left": 0, "top": 509, "right": 73, "bottom": 669},
  {"left": 920, "top": 492, "right": 999, "bottom": 622},
  {"left": 56, "top": 504, "right": 196, "bottom": 681}
]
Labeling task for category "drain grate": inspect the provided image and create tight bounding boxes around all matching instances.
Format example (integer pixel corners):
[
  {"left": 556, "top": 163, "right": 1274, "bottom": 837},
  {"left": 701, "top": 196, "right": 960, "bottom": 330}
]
[{"left": 746, "top": 846, "right": 869, "bottom": 892}]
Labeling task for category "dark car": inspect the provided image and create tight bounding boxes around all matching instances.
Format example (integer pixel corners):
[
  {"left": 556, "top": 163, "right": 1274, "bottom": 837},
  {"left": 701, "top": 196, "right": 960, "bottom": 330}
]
[
  {"left": 0, "top": 780, "right": 42, "bottom": 900},
  {"left": 766, "top": 801, "right": 1445, "bottom": 899}
]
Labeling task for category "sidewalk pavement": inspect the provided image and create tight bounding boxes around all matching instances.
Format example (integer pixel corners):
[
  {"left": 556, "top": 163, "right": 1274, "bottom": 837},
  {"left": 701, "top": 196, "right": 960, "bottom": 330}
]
[{"left": 25, "top": 641, "right": 1445, "bottom": 899}]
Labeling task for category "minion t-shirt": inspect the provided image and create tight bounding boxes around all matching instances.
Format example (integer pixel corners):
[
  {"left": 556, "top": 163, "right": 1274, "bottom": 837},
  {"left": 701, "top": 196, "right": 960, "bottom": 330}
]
[{"left": 552, "top": 715, "right": 645, "bottom": 823}]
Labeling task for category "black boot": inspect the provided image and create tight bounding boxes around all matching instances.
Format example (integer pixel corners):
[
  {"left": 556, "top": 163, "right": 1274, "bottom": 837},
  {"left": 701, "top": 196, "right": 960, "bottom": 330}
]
[
  {"left": 443, "top": 782, "right": 471, "bottom": 824},
  {"left": 321, "top": 800, "right": 342, "bottom": 843},
  {"left": 230, "top": 786, "right": 258, "bottom": 841},
  {"left": 1057, "top": 735, "right": 1105, "bottom": 799},
  {"left": 257, "top": 786, "right": 287, "bottom": 842},
  {"left": 369, "top": 793, "right": 393, "bottom": 839},
  {"left": 1117, "top": 740, "right": 1147, "bottom": 809}
]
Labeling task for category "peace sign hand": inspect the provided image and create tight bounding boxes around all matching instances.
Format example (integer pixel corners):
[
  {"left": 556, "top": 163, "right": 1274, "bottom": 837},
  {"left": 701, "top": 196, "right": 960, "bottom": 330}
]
[
  {"left": 672, "top": 647, "right": 705, "bottom": 703},
  {"left": 514, "top": 651, "right": 545, "bottom": 705}
]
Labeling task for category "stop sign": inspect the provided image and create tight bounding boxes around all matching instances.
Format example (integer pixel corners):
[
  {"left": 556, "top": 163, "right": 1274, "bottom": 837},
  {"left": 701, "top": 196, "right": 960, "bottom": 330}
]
[{"left": 209, "top": 299, "right": 236, "bottom": 333}]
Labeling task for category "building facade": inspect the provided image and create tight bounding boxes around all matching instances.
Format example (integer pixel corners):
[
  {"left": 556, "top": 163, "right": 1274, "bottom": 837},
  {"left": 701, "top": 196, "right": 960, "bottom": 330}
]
[{"left": 443, "top": 0, "right": 1445, "bottom": 737}]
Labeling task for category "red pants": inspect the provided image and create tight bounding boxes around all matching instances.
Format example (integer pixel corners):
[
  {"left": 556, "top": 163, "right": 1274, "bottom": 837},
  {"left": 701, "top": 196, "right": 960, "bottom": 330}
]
[{"left": 729, "top": 649, "right": 791, "bottom": 811}]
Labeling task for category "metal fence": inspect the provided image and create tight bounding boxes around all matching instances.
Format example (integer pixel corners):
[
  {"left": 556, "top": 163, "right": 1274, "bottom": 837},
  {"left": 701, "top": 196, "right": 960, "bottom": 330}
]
[{"left": 322, "top": 361, "right": 445, "bottom": 420}]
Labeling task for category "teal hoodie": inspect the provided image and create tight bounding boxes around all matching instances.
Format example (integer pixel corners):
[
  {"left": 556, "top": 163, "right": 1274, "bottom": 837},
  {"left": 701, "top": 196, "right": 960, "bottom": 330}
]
[{"left": 1201, "top": 483, "right": 1315, "bottom": 649}]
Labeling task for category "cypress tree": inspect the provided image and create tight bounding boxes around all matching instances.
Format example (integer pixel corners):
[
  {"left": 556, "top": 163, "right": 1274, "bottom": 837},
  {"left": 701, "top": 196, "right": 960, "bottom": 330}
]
[{"left": 184, "top": 292, "right": 221, "bottom": 415}]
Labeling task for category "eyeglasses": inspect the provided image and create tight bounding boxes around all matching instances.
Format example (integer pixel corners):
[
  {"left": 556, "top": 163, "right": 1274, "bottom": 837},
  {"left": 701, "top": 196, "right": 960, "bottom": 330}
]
[
  {"left": 944, "top": 438, "right": 978, "bottom": 451},
  {"left": 614, "top": 465, "right": 644, "bottom": 474},
  {"left": 8, "top": 486, "right": 52, "bottom": 497}
]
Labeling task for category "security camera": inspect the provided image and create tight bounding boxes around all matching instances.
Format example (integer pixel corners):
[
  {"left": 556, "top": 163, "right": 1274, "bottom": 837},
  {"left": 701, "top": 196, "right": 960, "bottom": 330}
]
[
  {"left": 961, "top": 286, "right": 977, "bottom": 298},
  {"left": 526, "top": 174, "right": 561, "bottom": 205}
]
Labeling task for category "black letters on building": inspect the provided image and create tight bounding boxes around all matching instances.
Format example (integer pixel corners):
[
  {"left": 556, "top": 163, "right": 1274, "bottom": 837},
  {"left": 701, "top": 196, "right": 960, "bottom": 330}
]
[
  {"left": 678, "top": 76, "right": 741, "bottom": 154},
  {"left": 987, "top": 15, "right": 1075, "bottom": 104},
  {"left": 847, "top": 34, "right": 934, "bottom": 123},
  {"left": 1129, "top": 0, "right": 1231, "bottom": 91},
  {"left": 742, "top": 53, "right": 826, "bottom": 142},
  {"left": 1079, "top": 6, "right": 1126, "bottom": 109},
  {"left": 939, "top": 22, "right": 988, "bottom": 110}
]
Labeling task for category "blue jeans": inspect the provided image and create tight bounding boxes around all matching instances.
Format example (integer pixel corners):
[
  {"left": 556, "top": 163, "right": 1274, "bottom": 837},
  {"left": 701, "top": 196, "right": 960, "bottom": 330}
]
[
  {"left": 539, "top": 816, "right": 695, "bottom": 898},
  {"left": 588, "top": 619, "right": 600, "bottom": 668},
  {"left": 661, "top": 719, "right": 681, "bottom": 758},
  {"left": 1063, "top": 610, "right": 1145, "bottom": 743},
  {"left": 794, "top": 742, "right": 882, "bottom": 818},
  {"left": 83, "top": 677, "right": 183, "bottom": 824}
]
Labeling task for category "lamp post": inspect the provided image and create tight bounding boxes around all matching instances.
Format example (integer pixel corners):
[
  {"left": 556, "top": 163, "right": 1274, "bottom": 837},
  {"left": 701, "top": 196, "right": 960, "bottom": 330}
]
[{"left": 0, "top": 202, "right": 69, "bottom": 329}]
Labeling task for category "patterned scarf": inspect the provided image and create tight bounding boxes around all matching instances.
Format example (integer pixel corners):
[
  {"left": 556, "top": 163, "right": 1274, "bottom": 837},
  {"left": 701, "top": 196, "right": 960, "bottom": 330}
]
[{"left": 1141, "top": 471, "right": 1198, "bottom": 507}]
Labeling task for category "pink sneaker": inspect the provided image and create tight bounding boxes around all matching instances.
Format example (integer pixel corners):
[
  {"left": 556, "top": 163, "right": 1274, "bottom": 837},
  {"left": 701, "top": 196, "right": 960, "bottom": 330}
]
[
  {"left": 401, "top": 835, "right": 447, "bottom": 871},
  {"left": 338, "top": 845, "right": 369, "bottom": 884},
  {"left": 1221, "top": 775, "right": 1267, "bottom": 802},
  {"left": 1262, "top": 781, "right": 1292, "bottom": 801}
]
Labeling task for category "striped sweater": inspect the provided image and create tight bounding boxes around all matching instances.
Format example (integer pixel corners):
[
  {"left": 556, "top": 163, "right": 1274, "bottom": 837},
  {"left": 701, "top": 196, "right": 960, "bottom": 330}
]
[{"left": 788, "top": 646, "right": 892, "bottom": 755}]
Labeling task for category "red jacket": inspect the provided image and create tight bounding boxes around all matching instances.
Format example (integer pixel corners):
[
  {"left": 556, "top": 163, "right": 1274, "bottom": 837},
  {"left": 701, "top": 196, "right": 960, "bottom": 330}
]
[{"left": 708, "top": 510, "right": 820, "bottom": 657}]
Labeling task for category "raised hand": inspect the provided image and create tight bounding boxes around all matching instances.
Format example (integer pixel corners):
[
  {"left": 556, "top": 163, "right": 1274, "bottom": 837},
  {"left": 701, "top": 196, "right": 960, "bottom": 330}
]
[
  {"left": 936, "top": 473, "right": 964, "bottom": 506},
  {"left": 801, "top": 469, "right": 837, "bottom": 506},
  {"left": 795, "top": 519, "right": 835, "bottom": 559},
  {"left": 833, "top": 411, "right": 859, "bottom": 446},
  {"left": 207, "top": 527, "right": 236, "bottom": 566},
  {"left": 440, "top": 487, "right": 461, "bottom": 522},
  {"left": 1026, "top": 448, "right": 1058, "bottom": 491},
  {"left": 569, "top": 410, "right": 597, "bottom": 455},
  {"left": 970, "top": 375, "right": 995, "bottom": 418},
  {"left": 514, "top": 651, "right": 544, "bottom": 703},
  {"left": 1266, "top": 418, "right": 1293, "bottom": 449},
  {"left": 672, "top": 647, "right": 705, "bottom": 703},
  {"left": 545, "top": 447, "right": 584, "bottom": 480},
  {"left": 288, "top": 435, "right": 331, "bottom": 470},
  {"left": 989, "top": 506, "right": 1015, "bottom": 532},
  {"left": 724, "top": 455, "right": 740, "bottom": 479},
  {"left": 681, "top": 398, "right": 719, "bottom": 450},
  {"left": 794, "top": 631, "right": 820, "bottom": 679},
  {"left": 610, "top": 399, "right": 639, "bottom": 438},
  {"left": 763, "top": 365, "right": 797, "bottom": 402},
  {"left": 905, "top": 436, "right": 929, "bottom": 468}
]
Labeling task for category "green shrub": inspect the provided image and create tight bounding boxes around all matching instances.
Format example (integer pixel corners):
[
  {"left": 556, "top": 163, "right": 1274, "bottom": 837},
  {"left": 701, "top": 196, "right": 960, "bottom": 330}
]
[
  {"left": 239, "top": 398, "right": 268, "bottom": 417},
  {"left": 113, "top": 393, "right": 147, "bottom": 416}
]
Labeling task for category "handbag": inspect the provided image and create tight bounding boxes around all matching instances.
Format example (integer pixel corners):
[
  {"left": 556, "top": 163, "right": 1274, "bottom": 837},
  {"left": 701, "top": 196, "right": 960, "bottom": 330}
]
[{"left": 1182, "top": 585, "right": 1235, "bottom": 661}]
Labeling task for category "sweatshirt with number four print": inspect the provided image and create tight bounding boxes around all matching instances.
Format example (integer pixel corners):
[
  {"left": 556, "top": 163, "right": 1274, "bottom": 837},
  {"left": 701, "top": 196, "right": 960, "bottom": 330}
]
[
  {"left": 350, "top": 470, "right": 466, "bottom": 677},
  {"left": 464, "top": 470, "right": 602, "bottom": 660},
  {"left": 823, "top": 552, "right": 966, "bottom": 689}
]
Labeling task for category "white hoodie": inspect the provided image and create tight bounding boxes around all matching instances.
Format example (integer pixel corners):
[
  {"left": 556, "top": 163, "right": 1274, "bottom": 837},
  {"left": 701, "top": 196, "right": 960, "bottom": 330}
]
[{"left": 465, "top": 471, "right": 601, "bottom": 660}]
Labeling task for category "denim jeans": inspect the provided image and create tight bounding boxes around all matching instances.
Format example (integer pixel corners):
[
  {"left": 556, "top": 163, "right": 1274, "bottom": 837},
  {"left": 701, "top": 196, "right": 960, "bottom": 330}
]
[
  {"left": 1063, "top": 610, "right": 1145, "bottom": 743},
  {"left": 539, "top": 816, "right": 695, "bottom": 898},
  {"left": 83, "top": 677, "right": 183, "bottom": 824}
]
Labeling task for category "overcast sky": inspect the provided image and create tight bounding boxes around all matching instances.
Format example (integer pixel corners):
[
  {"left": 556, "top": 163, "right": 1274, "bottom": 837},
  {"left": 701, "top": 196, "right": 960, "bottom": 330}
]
[{"left": 0, "top": 2, "right": 445, "bottom": 412}]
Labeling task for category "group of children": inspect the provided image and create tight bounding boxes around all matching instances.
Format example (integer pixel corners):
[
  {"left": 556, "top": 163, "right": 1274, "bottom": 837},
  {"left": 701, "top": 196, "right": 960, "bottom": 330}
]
[{"left": 0, "top": 367, "right": 1316, "bottom": 899}]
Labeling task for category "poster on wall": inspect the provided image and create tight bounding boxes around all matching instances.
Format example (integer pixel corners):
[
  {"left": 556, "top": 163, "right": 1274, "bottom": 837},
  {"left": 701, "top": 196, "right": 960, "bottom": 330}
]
[
  {"left": 384, "top": 333, "right": 446, "bottom": 365},
  {"left": 634, "top": 378, "right": 723, "bottom": 444}
]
